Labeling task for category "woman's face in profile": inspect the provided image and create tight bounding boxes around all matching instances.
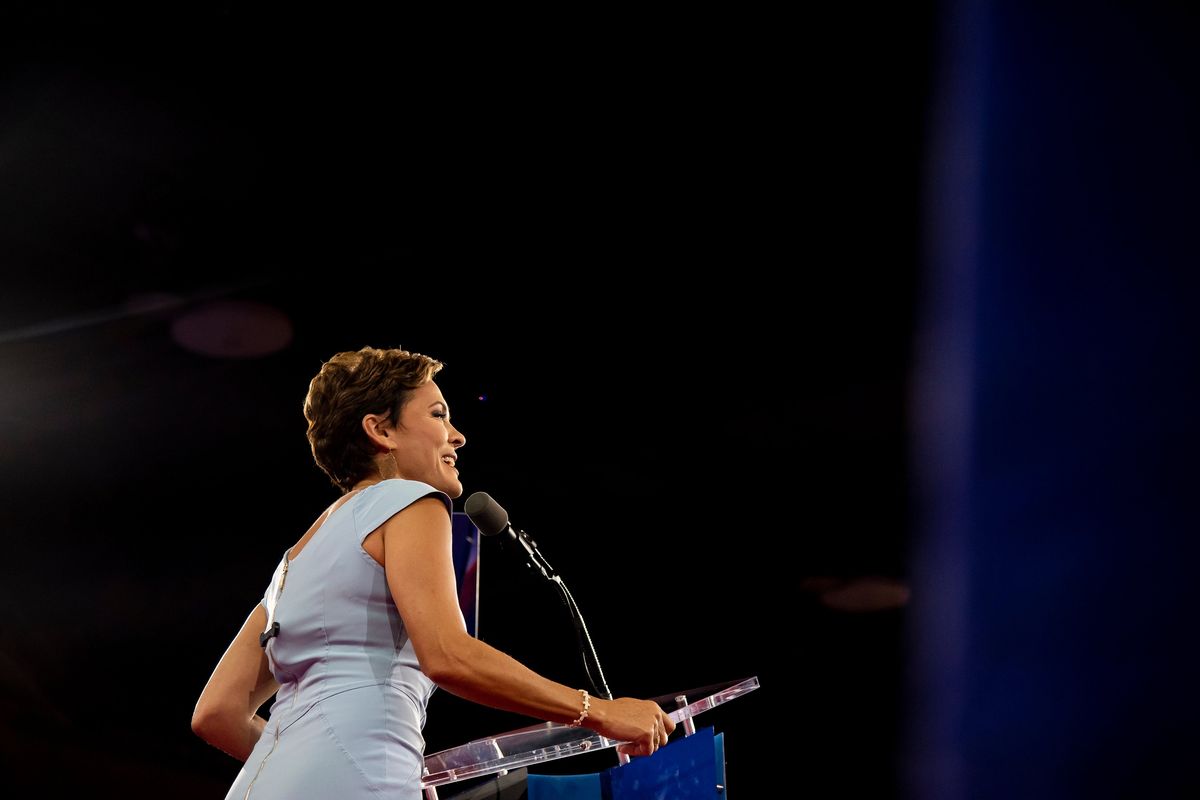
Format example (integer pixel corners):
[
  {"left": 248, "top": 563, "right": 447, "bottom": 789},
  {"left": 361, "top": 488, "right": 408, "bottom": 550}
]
[{"left": 388, "top": 380, "right": 466, "bottom": 498}]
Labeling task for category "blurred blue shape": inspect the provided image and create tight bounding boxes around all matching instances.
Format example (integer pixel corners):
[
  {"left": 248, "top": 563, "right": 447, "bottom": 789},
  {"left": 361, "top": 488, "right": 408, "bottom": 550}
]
[{"left": 909, "top": 2, "right": 1200, "bottom": 798}]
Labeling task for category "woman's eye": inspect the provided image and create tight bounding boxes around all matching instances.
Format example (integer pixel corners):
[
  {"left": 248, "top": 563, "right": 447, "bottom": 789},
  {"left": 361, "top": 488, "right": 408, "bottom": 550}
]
[{"left": 433, "top": 411, "right": 447, "bottom": 419}]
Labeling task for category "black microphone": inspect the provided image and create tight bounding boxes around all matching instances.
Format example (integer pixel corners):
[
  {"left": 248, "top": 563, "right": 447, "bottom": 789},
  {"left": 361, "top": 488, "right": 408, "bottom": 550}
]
[
  {"left": 465, "top": 491, "right": 555, "bottom": 580},
  {"left": 464, "top": 490, "right": 614, "bottom": 702},
  {"left": 463, "top": 491, "right": 512, "bottom": 538}
]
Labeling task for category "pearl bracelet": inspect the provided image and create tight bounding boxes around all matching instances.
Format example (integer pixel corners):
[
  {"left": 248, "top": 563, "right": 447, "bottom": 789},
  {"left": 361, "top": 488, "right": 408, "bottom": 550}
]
[{"left": 568, "top": 689, "right": 591, "bottom": 727}]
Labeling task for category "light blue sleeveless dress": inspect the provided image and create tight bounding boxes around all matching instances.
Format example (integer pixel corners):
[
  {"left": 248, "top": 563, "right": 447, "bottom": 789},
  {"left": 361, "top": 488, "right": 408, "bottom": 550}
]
[{"left": 224, "top": 479, "right": 452, "bottom": 800}]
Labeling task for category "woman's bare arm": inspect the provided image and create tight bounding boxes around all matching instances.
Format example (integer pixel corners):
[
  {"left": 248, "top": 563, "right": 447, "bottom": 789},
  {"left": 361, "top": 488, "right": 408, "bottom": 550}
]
[
  {"left": 192, "top": 604, "right": 280, "bottom": 761},
  {"left": 370, "top": 497, "right": 674, "bottom": 756}
]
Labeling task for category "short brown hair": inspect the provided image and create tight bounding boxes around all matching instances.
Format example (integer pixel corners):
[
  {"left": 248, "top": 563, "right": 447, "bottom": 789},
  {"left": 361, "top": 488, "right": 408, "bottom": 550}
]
[{"left": 304, "top": 346, "right": 444, "bottom": 493}]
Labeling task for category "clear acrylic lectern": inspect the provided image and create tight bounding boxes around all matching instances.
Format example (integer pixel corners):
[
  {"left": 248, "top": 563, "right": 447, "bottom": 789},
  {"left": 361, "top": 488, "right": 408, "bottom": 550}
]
[{"left": 420, "top": 676, "right": 759, "bottom": 798}]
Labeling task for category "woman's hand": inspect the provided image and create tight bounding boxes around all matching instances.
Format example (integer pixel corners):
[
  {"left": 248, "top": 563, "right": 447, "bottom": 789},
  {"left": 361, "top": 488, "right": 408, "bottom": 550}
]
[{"left": 589, "top": 697, "right": 676, "bottom": 757}]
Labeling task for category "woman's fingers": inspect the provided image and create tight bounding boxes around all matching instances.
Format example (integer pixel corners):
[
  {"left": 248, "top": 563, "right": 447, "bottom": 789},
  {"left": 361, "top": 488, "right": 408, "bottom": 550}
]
[
  {"left": 607, "top": 698, "right": 678, "bottom": 757},
  {"left": 619, "top": 719, "right": 671, "bottom": 757}
]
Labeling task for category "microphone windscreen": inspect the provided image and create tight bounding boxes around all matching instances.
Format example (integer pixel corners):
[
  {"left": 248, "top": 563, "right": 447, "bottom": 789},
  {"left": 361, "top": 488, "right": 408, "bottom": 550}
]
[{"left": 464, "top": 491, "right": 509, "bottom": 536}]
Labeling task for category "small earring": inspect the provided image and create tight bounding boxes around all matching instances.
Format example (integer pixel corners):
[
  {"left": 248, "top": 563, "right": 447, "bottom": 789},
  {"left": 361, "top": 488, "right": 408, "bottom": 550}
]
[
  {"left": 376, "top": 449, "right": 393, "bottom": 481},
  {"left": 377, "top": 450, "right": 398, "bottom": 480}
]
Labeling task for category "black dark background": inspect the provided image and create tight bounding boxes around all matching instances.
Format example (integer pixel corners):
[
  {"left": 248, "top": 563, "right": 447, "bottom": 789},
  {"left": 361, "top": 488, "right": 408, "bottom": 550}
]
[{"left": 1, "top": 5, "right": 933, "bottom": 797}]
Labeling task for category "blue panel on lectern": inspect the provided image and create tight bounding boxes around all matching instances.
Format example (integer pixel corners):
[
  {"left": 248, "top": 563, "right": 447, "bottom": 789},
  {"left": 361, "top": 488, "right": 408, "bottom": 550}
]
[
  {"left": 605, "top": 726, "right": 718, "bottom": 800},
  {"left": 527, "top": 771, "right": 602, "bottom": 800},
  {"left": 713, "top": 733, "right": 725, "bottom": 791},
  {"left": 451, "top": 512, "right": 479, "bottom": 638}
]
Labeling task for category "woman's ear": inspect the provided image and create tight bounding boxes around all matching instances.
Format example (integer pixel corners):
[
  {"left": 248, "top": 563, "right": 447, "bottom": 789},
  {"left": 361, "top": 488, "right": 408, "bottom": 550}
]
[{"left": 361, "top": 414, "right": 393, "bottom": 452}]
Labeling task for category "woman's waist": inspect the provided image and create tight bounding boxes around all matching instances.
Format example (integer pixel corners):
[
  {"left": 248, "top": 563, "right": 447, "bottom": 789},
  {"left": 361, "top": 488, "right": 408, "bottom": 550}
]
[{"left": 270, "top": 675, "right": 433, "bottom": 729}]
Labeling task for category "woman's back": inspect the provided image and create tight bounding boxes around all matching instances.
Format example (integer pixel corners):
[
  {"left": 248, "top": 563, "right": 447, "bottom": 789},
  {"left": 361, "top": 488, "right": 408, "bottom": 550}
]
[{"left": 224, "top": 479, "right": 450, "bottom": 800}]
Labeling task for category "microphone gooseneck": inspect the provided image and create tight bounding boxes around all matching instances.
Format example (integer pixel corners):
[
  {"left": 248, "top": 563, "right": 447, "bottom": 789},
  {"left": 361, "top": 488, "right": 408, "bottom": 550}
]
[{"left": 465, "top": 491, "right": 613, "bottom": 702}]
